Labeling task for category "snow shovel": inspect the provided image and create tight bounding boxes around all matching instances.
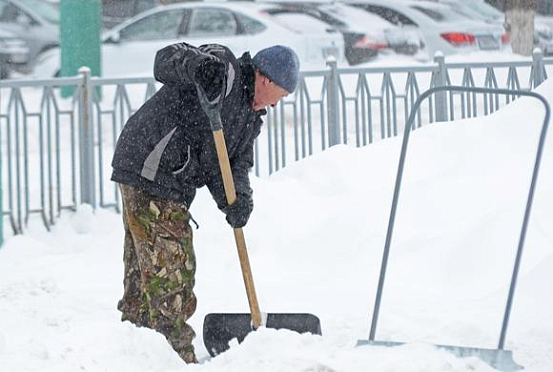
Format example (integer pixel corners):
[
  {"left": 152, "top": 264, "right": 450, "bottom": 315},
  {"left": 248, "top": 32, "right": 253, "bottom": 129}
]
[
  {"left": 358, "top": 86, "right": 551, "bottom": 371},
  {"left": 194, "top": 78, "right": 322, "bottom": 357}
]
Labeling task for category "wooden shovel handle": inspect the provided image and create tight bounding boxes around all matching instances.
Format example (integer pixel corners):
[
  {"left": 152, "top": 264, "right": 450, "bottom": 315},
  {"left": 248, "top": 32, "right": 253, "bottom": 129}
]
[{"left": 212, "top": 129, "right": 262, "bottom": 329}]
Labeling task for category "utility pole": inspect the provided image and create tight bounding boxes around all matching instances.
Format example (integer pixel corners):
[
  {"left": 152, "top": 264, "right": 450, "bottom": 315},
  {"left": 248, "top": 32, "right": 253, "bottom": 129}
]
[{"left": 60, "top": 0, "right": 102, "bottom": 96}]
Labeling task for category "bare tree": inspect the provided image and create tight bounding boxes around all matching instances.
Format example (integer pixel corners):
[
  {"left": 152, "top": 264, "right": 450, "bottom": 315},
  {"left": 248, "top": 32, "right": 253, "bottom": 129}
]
[{"left": 504, "top": 0, "right": 538, "bottom": 56}]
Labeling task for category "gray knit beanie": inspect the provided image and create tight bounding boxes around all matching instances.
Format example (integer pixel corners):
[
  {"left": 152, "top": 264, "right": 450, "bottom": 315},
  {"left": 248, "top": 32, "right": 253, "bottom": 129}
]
[{"left": 252, "top": 45, "right": 300, "bottom": 93}]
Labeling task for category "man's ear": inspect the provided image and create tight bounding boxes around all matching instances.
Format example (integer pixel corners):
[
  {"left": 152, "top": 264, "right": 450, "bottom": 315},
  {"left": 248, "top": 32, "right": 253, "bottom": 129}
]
[{"left": 255, "top": 70, "right": 271, "bottom": 87}]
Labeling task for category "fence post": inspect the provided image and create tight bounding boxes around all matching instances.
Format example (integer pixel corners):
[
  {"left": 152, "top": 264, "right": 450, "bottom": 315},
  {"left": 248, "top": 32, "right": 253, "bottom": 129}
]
[
  {"left": 326, "top": 57, "right": 341, "bottom": 146},
  {"left": 433, "top": 52, "right": 448, "bottom": 122},
  {"left": 533, "top": 48, "right": 545, "bottom": 87},
  {"left": 79, "top": 67, "right": 96, "bottom": 208}
]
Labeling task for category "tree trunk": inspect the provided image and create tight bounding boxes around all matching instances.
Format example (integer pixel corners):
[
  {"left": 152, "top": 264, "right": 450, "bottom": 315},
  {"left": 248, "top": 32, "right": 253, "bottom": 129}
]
[{"left": 504, "top": 0, "right": 538, "bottom": 56}]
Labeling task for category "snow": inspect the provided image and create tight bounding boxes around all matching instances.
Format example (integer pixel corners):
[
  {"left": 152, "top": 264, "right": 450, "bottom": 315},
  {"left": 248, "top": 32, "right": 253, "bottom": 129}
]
[{"left": 0, "top": 67, "right": 552, "bottom": 371}]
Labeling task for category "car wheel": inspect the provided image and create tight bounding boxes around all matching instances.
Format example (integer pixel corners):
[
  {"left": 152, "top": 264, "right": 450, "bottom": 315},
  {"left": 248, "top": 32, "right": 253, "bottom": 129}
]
[
  {"left": 0, "top": 66, "right": 9, "bottom": 79},
  {"left": 0, "top": 57, "right": 10, "bottom": 79}
]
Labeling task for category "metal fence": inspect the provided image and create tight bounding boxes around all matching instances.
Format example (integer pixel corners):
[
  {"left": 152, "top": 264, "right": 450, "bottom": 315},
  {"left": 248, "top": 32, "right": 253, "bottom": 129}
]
[{"left": 1, "top": 50, "right": 552, "bottom": 235}]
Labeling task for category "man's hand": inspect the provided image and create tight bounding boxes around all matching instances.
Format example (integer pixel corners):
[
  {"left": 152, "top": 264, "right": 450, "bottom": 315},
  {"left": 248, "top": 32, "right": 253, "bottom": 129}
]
[
  {"left": 190, "top": 56, "right": 226, "bottom": 101},
  {"left": 223, "top": 194, "right": 253, "bottom": 229}
]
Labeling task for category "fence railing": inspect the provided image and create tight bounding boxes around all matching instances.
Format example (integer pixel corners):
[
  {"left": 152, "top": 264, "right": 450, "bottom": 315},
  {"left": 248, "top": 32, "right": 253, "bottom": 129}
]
[{"left": 1, "top": 50, "right": 552, "bottom": 235}]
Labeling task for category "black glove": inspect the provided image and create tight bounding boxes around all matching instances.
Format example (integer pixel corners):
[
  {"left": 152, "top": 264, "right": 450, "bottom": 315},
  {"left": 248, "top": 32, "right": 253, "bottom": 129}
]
[
  {"left": 223, "top": 194, "right": 253, "bottom": 229},
  {"left": 192, "top": 56, "right": 226, "bottom": 101}
]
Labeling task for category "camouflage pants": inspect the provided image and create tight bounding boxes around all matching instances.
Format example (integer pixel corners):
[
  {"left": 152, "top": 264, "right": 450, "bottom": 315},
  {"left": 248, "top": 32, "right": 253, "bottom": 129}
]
[{"left": 118, "top": 184, "right": 197, "bottom": 363}]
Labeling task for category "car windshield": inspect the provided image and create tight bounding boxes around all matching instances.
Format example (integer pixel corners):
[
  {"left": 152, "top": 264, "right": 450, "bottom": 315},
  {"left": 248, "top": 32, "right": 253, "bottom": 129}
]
[
  {"left": 445, "top": 4, "right": 484, "bottom": 21},
  {"left": 19, "top": 0, "right": 59, "bottom": 24},
  {"left": 270, "top": 13, "right": 333, "bottom": 34},
  {"left": 319, "top": 4, "right": 392, "bottom": 29},
  {"left": 410, "top": 4, "right": 471, "bottom": 23},
  {"left": 454, "top": 0, "right": 503, "bottom": 21}
]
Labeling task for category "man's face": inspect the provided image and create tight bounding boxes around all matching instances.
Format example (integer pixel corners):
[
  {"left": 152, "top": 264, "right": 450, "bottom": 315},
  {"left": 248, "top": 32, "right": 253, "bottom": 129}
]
[{"left": 252, "top": 73, "right": 289, "bottom": 111}]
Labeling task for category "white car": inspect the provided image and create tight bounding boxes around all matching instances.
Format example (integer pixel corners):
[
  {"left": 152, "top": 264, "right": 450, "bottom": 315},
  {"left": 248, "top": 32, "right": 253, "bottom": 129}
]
[
  {"left": 342, "top": 0, "right": 508, "bottom": 58},
  {"left": 33, "top": 1, "right": 345, "bottom": 78}
]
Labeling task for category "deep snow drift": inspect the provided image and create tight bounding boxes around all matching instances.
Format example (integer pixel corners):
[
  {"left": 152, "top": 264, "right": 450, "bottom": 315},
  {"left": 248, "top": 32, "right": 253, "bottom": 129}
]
[{"left": 0, "top": 78, "right": 552, "bottom": 371}]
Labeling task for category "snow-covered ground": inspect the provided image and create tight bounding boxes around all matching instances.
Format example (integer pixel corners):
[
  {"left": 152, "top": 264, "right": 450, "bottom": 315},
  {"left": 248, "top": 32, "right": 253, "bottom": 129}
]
[{"left": 0, "top": 72, "right": 552, "bottom": 371}]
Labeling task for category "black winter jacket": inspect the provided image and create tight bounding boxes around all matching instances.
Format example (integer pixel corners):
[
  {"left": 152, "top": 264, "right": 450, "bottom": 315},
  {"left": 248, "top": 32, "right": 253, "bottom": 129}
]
[{"left": 111, "top": 43, "right": 265, "bottom": 210}]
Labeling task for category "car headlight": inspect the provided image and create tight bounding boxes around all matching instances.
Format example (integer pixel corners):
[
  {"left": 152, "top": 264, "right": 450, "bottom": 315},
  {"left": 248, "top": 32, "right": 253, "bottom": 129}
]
[
  {"left": 3, "top": 38, "right": 28, "bottom": 48},
  {"left": 537, "top": 30, "right": 553, "bottom": 41},
  {"left": 0, "top": 37, "right": 30, "bottom": 63}
]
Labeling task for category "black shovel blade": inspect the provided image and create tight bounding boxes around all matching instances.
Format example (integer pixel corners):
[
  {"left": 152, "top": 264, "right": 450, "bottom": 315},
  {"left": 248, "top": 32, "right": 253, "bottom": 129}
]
[{"left": 203, "top": 313, "right": 322, "bottom": 357}]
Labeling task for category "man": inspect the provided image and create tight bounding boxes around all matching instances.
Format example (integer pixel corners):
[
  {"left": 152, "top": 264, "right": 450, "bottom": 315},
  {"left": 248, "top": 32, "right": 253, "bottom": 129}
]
[{"left": 110, "top": 43, "right": 300, "bottom": 363}]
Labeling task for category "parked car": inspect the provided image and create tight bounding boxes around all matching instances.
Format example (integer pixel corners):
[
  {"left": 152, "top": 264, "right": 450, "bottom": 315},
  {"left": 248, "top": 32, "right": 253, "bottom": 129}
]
[
  {"left": 0, "top": 0, "right": 59, "bottom": 72},
  {"left": 33, "top": 1, "right": 345, "bottom": 78},
  {"left": 433, "top": 0, "right": 553, "bottom": 56},
  {"left": 343, "top": 0, "right": 508, "bottom": 58},
  {"left": 258, "top": 1, "right": 425, "bottom": 65},
  {"left": 534, "top": 22, "right": 553, "bottom": 55}
]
